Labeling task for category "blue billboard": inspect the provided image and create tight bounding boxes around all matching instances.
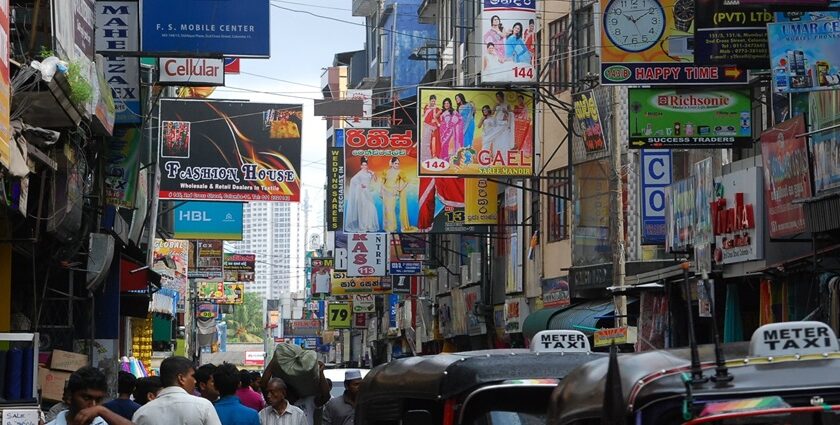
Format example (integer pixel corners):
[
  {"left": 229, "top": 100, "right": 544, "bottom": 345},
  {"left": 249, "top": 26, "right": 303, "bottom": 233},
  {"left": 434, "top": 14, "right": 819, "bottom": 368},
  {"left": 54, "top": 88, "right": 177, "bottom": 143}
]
[
  {"left": 141, "top": 0, "right": 270, "bottom": 57},
  {"left": 641, "top": 150, "right": 672, "bottom": 244},
  {"left": 172, "top": 202, "right": 244, "bottom": 240}
]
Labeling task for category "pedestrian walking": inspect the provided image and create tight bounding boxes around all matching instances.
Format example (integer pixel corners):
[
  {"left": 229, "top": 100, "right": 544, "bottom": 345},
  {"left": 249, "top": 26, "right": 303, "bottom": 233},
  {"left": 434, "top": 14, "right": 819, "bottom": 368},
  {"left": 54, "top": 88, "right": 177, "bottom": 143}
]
[
  {"left": 132, "top": 377, "right": 162, "bottom": 406},
  {"left": 236, "top": 370, "right": 266, "bottom": 411},
  {"left": 131, "top": 356, "right": 222, "bottom": 425},
  {"left": 196, "top": 364, "right": 220, "bottom": 402},
  {"left": 47, "top": 366, "right": 134, "bottom": 425},
  {"left": 102, "top": 372, "right": 141, "bottom": 420},
  {"left": 321, "top": 371, "right": 361, "bottom": 425},
  {"left": 258, "top": 378, "right": 307, "bottom": 425},
  {"left": 212, "top": 363, "right": 260, "bottom": 425}
]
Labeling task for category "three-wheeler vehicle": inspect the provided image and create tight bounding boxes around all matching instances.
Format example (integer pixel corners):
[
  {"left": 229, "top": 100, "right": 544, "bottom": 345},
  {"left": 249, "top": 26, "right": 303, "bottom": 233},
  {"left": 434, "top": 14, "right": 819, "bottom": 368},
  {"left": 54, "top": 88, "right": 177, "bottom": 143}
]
[
  {"left": 549, "top": 321, "right": 840, "bottom": 425},
  {"left": 355, "top": 330, "right": 604, "bottom": 425}
]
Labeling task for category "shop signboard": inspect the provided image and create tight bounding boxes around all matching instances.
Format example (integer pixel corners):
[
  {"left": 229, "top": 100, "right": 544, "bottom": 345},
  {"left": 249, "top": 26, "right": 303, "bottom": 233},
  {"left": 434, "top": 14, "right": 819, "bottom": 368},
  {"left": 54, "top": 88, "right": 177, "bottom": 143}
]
[
  {"left": 417, "top": 87, "right": 535, "bottom": 177},
  {"left": 141, "top": 0, "right": 270, "bottom": 57},
  {"left": 641, "top": 150, "right": 672, "bottom": 244},
  {"left": 153, "top": 238, "right": 189, "bottom": 306},
  {"left": 421, "top": 178, "right": 484, "bottom": 233},
  {"left": 327, "top": 303, "right": 351, "bottom": 330},
  {"left": 0, "top": 0, "right": 8, "bottom": 171},
  {"left": 345, "top": 89, "right": 374, "bottom": 128},
  {"left": 191, "top": 240, "right": 223, "bottom": 279},
  {"left": 346, "top": 233, "right": 387, "bottom": 277},
  {"left": 480, "top": 0, "right": 537, "bottom": 84},
  {"left": 694, "top": 158, "right": 715, "bottom": 274},
  {"left": 284, "top": 319, "right": 321, "bottom": 337},
  {"left": 694, "top": 0, "right": 774, "bottom": 68},
  {"left": 391, "top": 276, "right": 412, "bottom": 294},
  {"left": 504, "top": 297, "right": 529, "bottom": 334},
  {"left": 438, "top": 294, "right": 453, "bottom": 338},
  {"left": 713, "top": 167, "right": 765, "bottom": 264},
  {"left": 628, "top": 88, "right": 753, "bottom": 149},
  {"left": 541, "top": 277, "right": 571, "bottom": 308},
  {"left": 330, "top": 272, "right": 391, "bottom": 295},
  {"left": 464, "top": 285, "right": 486, "bottom": 336},
  {"left": 599, "top": 0, "right": 748, "bottom": 85},
  {"left": 572, "top": 91, "right": 608, "bottom": 154},
  {"left": 224, "top": 58, "right": 240, "bottom": 74},
  {"left": 352, "top": 294, "right": 376, "bottom": 313},
  {"left": 342, "top": 128, "right": 419, "bottom": 233},
  {"left": 760, "top": 116, "right": 812, "bottom": 237},
  {"left": 665, "top": 178, "right": 695, "bottom": 253},
  {"left": 465, "top": 179, "right": 499, "bottom": 225},
  {"left": 334, "top": 232, "right": 348, "bottom": 271},
  {"left": 172, "top": 201, "right": 243, "bottom": 240},
  {"left": 808, "top": 90, "right": 840, "bottom": 194},
  {"left": 158, "top": 100, "right": 302, "bottom": 202},
  {"left": 353, "top": 313, "right": 367, "bottom": 329},
  {"left": 594, "top": 326, "right": 638, "bottom": 347},
  {"left": 105, "top": 126, "right": 141, "bottom": 208},
  {"left": 223, "top": 253, "right": 255, "bottom": 283},
  {"left": 768, "top": 19, "right": 840, "bottom": 94},
  {"left": 244, "top": 352, "right": 264, "bottom": 367},
  {"left": 326, "top": 143, "right": 344, "bottom": 231},
  {"left": 95, "top": 1, "right": 141, "bottom": 124},
  {"left": 310, "top": 258, "right": 334, "bottom": 295},
  {"left": 196, "top": 280, "right": 243, "bottom": 305},
  {"left": 158, "top": 58, "right": 225, "bottom": 86}
]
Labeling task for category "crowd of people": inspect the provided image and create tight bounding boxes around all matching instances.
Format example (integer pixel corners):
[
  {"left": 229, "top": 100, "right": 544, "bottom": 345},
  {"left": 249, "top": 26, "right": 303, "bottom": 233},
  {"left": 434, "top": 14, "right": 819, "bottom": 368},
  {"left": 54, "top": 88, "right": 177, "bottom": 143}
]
[{"left": 42, "top": 356, "right": 363, "bottom": 425}]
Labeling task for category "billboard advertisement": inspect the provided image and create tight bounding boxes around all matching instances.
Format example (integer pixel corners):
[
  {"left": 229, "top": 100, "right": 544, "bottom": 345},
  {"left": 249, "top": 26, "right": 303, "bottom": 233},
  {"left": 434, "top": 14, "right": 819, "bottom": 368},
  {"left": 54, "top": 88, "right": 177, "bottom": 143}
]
[
  {"left": 768, "top": 20, "right": 840, "bottom": 94},
  {"left": 327, "top": 145, "right": 344, "bottom": 231},
  {"left": 196, "top": 280, "right": 243, "bottom": 305},
  {"left": 153, "top": 239, "right": 189, "bottom": 306},
  {"left": 158, "top": 100, "right": 302, "bottom": 202},
  {"left": 760, "top": 116, "right": 812, "bottom": 237},
  {"left": 105, "top": 126, "right": 141, "bottom": 209},
  {"left": 172, "top": 201, "right": 244, "bottom": 240},
  {"left": 141, "top": 0, "right": 270, "bottom": 57},
  {"left": 95, "top": 1, "right": 141, "bottom": 124},
  {"left": 480, "top": 0, "right": 537, "bottom": 84},
  {"left": 809, "top": 90, "right": 840, "bottom": 193},
  {"left": 713, "top": 167, "right": 764, "bottom": 264},
  {"left": 641, "top": 150, "right": 672, "bottom": 244},
  {"left": 572, "top": 91, "right": 608, "bottom": 154},
  {"left": 464, "top": 179, "right": 499, "bottom": 225},
  {"left": 418, "top": 87, "right": 535, "bottom": 177},
  {"left": 191, "top": 240, "right": 223, "bottom": 280},
  {"left": 541, "top": 277, "right": 571, "bottom": 308},
  {"left": 283, "top": 319, "right": 322, "bottom": 337},
  {"left": 330, "top": 272, "right": 391, "bottom": 295},
  {"left": 389, "top": 234, "right": 423, "bottom": 276},
  {"left": 346, "top": 233, "right": 387, "bottom": 277},
  {"left": 665, "top": 178, "right": 695, "bottom": 253},
  {"left": 694, "top": 0, "right": 774, "bottom": 68},
  {"left": 628, "top": 88, "right": 753, "bottom": 148},
  {"left": 311, "top": 258, "right": 334, "bottom": 295},
  {"left": 223, "top": 253, "right": 255, "bottom": 283},
  {"left": 420, "top": 178, "right": 487, "bottom": 233},
  {"left": 599, "top": 0, "right": 748, "bottom": 85},
  {"left": 158, "top": 58, "right": 225, "bottom": 86},
  {"left": 342, "top": 128, "right": 419, "bottom": 233}
]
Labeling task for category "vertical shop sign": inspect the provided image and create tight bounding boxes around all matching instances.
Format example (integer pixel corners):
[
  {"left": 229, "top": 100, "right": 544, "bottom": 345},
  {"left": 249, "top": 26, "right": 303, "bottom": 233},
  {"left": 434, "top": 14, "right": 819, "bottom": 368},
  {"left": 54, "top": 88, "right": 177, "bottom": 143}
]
[
  {"left": 347, "top": 233, "right": 387, "bottom": 277},
  {"left": 712, "top": 168, "right": 765, "bottom": 264},
  {"left": 641, "top": 150, "right": 672, "bottom": 244},
  {"left": 572, "top": 91, "right": 608, "bottom": 154},
  {"left": 95, "top": 1, "right": 141, "bottom": 124},
  {"left": 760, "top": 116, "right": 811, "bottom": 238}
]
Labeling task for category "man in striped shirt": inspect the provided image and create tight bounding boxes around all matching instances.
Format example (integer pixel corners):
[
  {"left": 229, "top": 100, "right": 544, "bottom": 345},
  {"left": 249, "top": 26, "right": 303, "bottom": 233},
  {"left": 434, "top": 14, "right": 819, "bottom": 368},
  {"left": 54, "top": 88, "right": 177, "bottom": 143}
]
[{"left": 259, "top": 378, "right": 307, "bottom": 425}]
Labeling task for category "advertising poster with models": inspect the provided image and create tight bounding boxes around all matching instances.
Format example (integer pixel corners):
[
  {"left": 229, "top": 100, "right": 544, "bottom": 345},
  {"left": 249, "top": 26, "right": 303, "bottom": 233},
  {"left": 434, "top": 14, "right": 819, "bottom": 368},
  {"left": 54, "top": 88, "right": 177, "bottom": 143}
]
[
  {"left": 809, "top": 90, "right": 840, "bottom": 193},
  {"left": 418, "top": 87, "right": 535, "bottom": 177},
  {"left": 481, "top": 0, "right": 537, "bottom": 84},
  {"left": 342, "top": 128, "right": 419, "bottom": 233},
  {"left": 158, "top": 100, "right": 302, "bottom": 202},
  {"left": 153, "top": 238, "right": 189, "bottom": 308}
]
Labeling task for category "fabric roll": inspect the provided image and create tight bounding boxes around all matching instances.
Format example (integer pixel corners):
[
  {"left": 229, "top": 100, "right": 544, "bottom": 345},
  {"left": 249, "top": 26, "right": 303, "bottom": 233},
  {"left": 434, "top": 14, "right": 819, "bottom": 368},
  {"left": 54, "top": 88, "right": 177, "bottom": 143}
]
[
  {"left": 5, "top": 348, "right": 22, "bottom": 400},
  {"left": 724, "top": 284, "right": 744, "bottom": 343},
  {"left": 0, "top": 349, "right": 7, "bottom": 398},
  {"left": 21, "top": 347, "right": 33, "bottom": 399}
]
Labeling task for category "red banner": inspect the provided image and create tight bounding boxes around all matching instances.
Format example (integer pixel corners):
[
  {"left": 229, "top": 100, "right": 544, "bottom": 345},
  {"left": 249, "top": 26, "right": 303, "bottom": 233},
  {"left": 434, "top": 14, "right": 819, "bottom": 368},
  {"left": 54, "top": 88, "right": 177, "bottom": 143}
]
[{"left": 760, "top": 116, "right": 812, "bottom": 238}]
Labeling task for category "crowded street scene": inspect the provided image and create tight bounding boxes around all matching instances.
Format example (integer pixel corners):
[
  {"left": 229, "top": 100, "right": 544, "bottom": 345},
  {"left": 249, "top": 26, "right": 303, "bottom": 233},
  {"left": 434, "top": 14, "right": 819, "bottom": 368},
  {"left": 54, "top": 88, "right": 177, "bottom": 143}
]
[{"left": 4, "top": 0, "right": 840, "bottom": 424}]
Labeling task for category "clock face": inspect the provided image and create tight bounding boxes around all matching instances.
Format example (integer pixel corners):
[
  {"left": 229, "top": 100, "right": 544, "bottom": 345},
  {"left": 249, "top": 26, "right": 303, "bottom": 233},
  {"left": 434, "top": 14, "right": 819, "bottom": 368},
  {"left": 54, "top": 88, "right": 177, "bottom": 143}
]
[{"left": 604, "top": 0, "right": 666, "bottom": 53}]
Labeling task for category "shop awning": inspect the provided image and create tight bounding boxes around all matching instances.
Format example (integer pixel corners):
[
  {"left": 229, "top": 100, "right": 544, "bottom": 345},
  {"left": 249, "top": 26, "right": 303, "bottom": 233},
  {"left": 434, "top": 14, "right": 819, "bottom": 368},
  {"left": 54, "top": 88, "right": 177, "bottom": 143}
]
[
  {"left": 522, "top": 307, "right": 565, "bottom": 340},
  {"left": 523, "top": 299, "right": 631, "bottom": 339}
]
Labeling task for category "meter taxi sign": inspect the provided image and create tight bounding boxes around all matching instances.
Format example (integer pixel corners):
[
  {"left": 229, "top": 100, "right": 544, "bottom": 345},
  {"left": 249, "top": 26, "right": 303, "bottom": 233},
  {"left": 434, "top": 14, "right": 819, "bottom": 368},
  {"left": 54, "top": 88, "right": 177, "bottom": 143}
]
[
  {"left": 531, "top": 330, "right": 591, "bottom": 353},
  {"left": 750, "top": 321, "right": 839, "bottom": 357},
  {"left": 327, "top": 303, "right": 352, "bottom": 329}
]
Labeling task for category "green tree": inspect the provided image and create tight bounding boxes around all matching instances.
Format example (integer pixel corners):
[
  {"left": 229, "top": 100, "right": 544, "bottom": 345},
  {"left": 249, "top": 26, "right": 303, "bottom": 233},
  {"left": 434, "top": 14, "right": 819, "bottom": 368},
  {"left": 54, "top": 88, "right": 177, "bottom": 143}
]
[{"left": 226, "top": 292, "right": 265, "bottom": 343}]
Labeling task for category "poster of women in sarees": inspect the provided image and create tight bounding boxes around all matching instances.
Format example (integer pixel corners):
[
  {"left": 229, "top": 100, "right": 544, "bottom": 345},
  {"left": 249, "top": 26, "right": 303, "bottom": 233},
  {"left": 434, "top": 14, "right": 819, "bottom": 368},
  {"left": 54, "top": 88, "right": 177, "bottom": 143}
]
[
  {"left": 343, "top": 128, "right": 420, "bottom": 233},
  {"left": 418, "top": 87, "right": 534, "bottom": 177}
]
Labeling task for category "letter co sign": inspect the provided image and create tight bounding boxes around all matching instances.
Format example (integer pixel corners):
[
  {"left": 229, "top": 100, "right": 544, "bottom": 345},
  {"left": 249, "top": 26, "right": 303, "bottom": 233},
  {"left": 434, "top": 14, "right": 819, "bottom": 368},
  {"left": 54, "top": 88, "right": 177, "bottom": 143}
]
[{"left": 641, "top": 150, "right": 672, "bottom": 244}]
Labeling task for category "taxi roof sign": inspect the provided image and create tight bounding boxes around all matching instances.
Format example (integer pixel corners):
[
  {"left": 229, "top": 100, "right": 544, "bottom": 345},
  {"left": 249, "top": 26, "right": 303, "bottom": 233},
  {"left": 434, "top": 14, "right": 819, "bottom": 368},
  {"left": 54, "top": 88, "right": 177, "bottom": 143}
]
[
  {"left": 531, "top": 330, "right": 591, "bottom": 354},
  {"left": 750, "top": 321, "right": 839, "bottom": 357}
]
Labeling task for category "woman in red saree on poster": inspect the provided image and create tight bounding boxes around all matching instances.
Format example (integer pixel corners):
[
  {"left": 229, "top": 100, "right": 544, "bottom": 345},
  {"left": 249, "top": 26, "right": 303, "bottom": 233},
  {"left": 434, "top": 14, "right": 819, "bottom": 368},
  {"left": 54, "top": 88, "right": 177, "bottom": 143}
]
[
  {"left": 513, "top": 94, "right": 532, "bottom": 156},
  {"left": 418, "top": 177, "right": 466, "bottom": 231},
  {"left": 421, "top": 94, "right": 441, "bottom": 160}
]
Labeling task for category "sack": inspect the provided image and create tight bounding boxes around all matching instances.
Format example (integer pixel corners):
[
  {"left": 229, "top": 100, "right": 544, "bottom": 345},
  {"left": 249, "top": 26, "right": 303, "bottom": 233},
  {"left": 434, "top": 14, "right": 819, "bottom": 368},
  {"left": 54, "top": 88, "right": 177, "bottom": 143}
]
[{"left": 271, "top": 343, "right": 320, "bottom": 397}]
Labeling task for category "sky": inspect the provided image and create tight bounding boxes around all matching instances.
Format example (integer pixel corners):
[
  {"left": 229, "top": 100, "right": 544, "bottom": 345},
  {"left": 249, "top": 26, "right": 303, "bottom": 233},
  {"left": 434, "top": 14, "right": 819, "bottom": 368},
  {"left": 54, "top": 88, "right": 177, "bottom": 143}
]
[{"left": 211, "top": 1, "right": 365, "bottom": 237}]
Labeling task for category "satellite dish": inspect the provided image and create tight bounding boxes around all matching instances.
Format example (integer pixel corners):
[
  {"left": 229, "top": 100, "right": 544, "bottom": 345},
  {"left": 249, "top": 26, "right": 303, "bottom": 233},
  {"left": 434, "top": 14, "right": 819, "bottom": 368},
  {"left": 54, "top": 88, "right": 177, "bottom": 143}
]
[{"left": 86, "top": 233, "right": 115, "bottom": 291}]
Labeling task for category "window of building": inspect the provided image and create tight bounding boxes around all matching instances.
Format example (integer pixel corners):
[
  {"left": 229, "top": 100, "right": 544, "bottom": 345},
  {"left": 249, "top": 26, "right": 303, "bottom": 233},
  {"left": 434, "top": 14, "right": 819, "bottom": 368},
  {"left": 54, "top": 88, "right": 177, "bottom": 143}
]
[
  {"left": 548, "top": 16, "right": 570, "bottom": 93},
  {"left": 547, "top": 168, "right": 570, "bottom": 242},
  {"left": 575, "top": 6, "right": 597, "bottom": 80}
]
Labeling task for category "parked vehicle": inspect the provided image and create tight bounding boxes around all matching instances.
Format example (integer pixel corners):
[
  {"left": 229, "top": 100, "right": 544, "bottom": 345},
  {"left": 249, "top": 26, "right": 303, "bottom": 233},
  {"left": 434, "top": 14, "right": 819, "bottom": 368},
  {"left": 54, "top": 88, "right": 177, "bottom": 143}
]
[{"left": 355, "top": 330, "right": 603, "bottom": 424}]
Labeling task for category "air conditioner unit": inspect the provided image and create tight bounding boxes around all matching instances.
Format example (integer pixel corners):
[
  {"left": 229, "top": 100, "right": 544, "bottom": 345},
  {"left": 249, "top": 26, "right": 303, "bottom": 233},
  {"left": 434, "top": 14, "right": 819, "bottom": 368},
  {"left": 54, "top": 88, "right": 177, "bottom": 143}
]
[{"left": 86, "top": 233, "right": 115, "bottom": 291}]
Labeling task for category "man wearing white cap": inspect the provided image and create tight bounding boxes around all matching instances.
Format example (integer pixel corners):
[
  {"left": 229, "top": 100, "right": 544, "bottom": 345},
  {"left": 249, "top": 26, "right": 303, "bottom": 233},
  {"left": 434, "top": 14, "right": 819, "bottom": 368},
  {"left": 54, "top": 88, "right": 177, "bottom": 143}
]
[{"left": 321, "top": 370, "right": 362, "bottom": 425}]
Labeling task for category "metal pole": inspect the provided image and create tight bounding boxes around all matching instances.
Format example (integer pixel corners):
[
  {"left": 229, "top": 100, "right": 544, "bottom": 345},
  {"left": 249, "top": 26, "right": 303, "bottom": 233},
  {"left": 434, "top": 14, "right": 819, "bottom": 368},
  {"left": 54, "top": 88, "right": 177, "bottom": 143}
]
[{"left": 610, "top": 86, "right": 627, "bottom": 327}]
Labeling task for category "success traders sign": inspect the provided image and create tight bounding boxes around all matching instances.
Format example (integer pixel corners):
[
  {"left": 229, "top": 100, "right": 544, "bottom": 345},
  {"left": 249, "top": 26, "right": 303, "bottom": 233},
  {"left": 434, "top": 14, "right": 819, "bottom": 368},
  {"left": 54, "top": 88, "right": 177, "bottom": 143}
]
[
  {"left": 628, "top": 88, "right": 753, "bottom": 148},
  {"left": 158, "top": 100, "right": 302, "bottom": 202}
]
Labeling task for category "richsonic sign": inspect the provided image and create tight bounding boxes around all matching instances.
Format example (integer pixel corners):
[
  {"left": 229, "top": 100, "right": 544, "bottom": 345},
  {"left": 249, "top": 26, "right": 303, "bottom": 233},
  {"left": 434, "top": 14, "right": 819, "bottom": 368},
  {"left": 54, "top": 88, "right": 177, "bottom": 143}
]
[{"left": 628, "top": 88, "right": 753, "bottom": 149}]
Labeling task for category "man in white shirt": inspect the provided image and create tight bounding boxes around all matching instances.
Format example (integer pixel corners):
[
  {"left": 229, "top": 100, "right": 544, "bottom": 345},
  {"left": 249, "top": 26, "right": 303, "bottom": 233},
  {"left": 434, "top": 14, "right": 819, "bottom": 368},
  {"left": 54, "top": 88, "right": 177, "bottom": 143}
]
[
  {"left": 132, "top": 356, "right": 222, "bottom": 425},
  {"left": 258, "top": 378, "right": 307, "bottom": 425},
  {"left": 47, "top": 366, "right": 133, "bottom": 425}
]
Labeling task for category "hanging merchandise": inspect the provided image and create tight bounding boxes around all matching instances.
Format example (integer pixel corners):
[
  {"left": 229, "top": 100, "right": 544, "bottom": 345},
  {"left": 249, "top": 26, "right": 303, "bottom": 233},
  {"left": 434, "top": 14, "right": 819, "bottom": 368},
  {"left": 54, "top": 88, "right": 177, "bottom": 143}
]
[{"left": 724, "top": 284, "right": 744, "bottom": 343}]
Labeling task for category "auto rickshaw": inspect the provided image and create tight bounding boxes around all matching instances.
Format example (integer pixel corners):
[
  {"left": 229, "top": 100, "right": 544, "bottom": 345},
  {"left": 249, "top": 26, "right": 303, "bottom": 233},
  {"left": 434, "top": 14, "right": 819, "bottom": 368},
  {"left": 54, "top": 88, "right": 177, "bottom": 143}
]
[
  {"left": 355, "top": 330, "right": 604, "bottom": 425},
  {"left": 549, "top": 321, "right": 840, "bottom": 425}
]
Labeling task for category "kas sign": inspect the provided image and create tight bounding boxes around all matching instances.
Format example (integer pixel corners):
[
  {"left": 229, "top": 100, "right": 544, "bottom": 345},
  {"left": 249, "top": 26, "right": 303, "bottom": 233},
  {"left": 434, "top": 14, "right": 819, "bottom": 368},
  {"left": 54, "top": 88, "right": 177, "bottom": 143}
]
[
  {"left": 172, "top": 201, "right": 243, "bottom": 240},
  {"left": 159, "top": 58, "right": 224, "bottom": 86},
  {"left": 641, "top": 150, "right": 672, "bottom": 244},
  {"left": 347, "top": 233, "right": 387, "bottom": 277}
]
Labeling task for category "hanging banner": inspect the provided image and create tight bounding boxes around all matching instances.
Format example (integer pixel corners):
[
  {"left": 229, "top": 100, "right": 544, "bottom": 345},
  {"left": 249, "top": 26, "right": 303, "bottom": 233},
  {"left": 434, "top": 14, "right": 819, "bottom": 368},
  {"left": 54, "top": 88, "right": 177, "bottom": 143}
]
[
  {"left": 196, "top": 280, "right": 244, "bottom": 305},
  {"left": 158, "top": 100, "right": 302, "bottom": 202},
  {"left": 694, "top": 158, "right": 715, "bottom": 274},
  {"left": 223, "top": 253, "right": 255, "bottom": 283},
  {"left": 0, "top": 0, "right": 8, "bottom": 171},
  {"left": 153, "top": 239, "right": 189, "bottom": 306},
  {"left": 438, "top": 294, "right": 453, "bottom": 338},
  {"left": 347, "top": 233, "right": 388, "bottom": 277},
  {"left": 572, "top": 91, "right": 608, "bottom": 154},
  {"left": 760, "top": 116, "right": 811, "bottom": 238},
  {"left": 284, "top": 319, "right": 321, "bottom": 337},
  {"left": 809, "top": 90, "right": 840, "bottom": 194},
  {"left": 310, "top": 258, "right": 334, "bottom": 295},
  {"left": 541, "top": 278, "right": 571, "bottom": 308},
  {"left": 327, "top": 303, "right": 352, "bottom": 330},
  {"left": 417, "top": 87, "right": 535, "bottom": 177},
  {"left": 628, "top": 88, "right": 753, "bottom": 149},
  {"left": 191, "top": 240, "right": 223, "bottom": 279},
  {"left": 141, "top": 0, "right": 270, "bottom": 57},
  {"left": 327, "top": 144, "right": 344, "bottom": 231},
  {"left": 330, "top": 272, "right": 391, "bottom": 295},
  {"left": 599, "top": 0, "right": 747, "bottom": 85},
  {"left": 665, "top": 178, "right": 695, "bottom": 253},
  {"left": 480, "top": 0, "right": 537, "bottom": 84},
  {"left": 465, "top": 178, "right": 499, "bottom": 225},
  {"left": 713, "top": 167, "right": 765, "bottom": 264},
  {"left": 334, "top": 231, "right": 348, "bottom": 271},
  {"left": 352, "top": 294, "right": 376, "bottom": 313},
  {"left": 343, "top": 128, "right": 419, "bottom": 233},
  {"left": 768, "top": 19, "right": 840, "bottom": 94},
  {"left": 105, "top": 126, "right": 141, "bottom": 208},
  {"left": 172, "top": 201, "right": 243, "bottom": 240},
  {"left": 694, "top": 0, "right": 774, "bottom": 68},
  {"left": 95, "top": 1, "right": 141, "bottom": 124},
  {"left": 504, "top": 297, "right": 529, "bottom": 334},
  {"left": 641, "top": 150, "right": 672, "bottom": 244}
]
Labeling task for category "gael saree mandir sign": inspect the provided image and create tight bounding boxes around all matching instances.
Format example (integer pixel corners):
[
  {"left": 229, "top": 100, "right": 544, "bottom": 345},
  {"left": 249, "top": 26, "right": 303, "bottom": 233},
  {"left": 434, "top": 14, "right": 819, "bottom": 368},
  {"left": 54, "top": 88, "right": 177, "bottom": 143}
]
[{"left": 158, "top": 100, "right": 302, "bottom": 202}]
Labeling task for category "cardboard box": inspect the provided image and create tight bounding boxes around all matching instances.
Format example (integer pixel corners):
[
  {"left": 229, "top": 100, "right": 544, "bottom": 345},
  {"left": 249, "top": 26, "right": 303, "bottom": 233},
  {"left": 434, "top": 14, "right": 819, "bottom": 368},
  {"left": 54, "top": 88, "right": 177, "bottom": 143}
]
[
  {"left": 50, "top": 349, "right": 88, "bottom": 372},
  {"left": 39, "top": 367, "right": 71, "bottom": 402}
]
